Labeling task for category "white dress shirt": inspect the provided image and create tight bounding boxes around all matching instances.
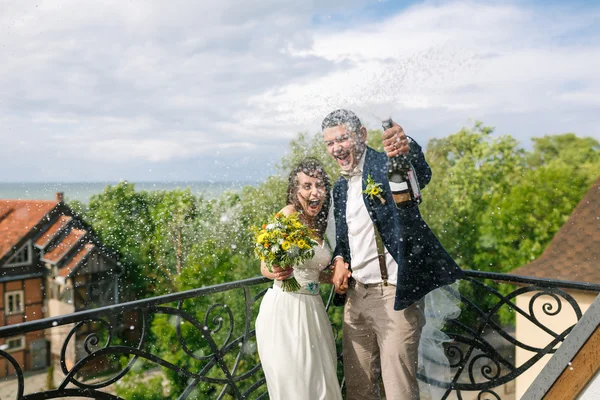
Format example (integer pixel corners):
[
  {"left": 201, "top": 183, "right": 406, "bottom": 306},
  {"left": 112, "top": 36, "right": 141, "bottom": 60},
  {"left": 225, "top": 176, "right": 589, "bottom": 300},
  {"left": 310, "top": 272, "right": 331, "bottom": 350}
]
[{"left": 345, "top": 151, "right": 398, "bottom": 285}]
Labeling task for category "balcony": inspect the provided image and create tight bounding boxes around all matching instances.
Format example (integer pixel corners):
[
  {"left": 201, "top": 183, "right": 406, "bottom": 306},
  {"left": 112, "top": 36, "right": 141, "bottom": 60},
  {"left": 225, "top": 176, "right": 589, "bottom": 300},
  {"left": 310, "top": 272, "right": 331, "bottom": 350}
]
[{"left": 1, "top": 270, "right": 598, "bottom": 399}]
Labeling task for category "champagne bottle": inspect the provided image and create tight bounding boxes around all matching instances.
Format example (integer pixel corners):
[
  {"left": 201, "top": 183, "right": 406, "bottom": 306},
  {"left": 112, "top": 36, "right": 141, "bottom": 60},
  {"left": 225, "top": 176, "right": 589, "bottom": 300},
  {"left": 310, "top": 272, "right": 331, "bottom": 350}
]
[{"left": 383, "top": 118, "right": 422, "bottom": 208}]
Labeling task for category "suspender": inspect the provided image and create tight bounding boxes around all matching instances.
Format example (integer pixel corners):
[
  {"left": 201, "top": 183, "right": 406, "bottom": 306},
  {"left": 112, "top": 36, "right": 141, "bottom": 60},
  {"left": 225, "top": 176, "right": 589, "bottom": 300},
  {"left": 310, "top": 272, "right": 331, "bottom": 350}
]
[{"left": 373, "top": 224, "right": 389, "bottom": 286}]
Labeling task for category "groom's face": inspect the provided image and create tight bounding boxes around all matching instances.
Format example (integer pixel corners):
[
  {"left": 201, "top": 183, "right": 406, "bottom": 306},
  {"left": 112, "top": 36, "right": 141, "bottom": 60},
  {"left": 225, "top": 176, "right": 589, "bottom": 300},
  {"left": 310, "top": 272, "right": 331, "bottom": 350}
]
[{"left": 323, "top": 124, "right": 367, "bottom": 172}]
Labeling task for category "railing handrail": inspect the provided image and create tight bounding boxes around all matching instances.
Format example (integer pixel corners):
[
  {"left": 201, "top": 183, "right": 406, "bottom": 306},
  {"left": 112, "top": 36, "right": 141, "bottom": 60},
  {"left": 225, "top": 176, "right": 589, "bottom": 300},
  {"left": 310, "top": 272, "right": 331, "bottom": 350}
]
[
  {"left": 464, "top": 270, "right": 600, "bottom": 292},
  {"left": 0, "top": 276, "right": 269, "bottom": 338},
  {"left": 1, "top": 270, "right": 598, "bottom": 338}
]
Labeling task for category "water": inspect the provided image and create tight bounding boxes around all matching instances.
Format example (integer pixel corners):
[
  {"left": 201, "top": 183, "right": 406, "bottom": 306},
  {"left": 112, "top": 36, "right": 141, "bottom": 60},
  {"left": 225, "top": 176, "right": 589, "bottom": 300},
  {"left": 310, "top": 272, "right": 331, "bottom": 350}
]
[{"left": 0, "top": 181, "right": 254, "bottom": 204}]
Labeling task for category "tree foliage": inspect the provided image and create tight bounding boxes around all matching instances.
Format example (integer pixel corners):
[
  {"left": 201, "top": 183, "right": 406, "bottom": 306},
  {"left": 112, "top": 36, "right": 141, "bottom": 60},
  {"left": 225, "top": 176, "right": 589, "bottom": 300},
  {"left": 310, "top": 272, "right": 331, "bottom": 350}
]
[
  {"left": 421, "top": 126, "right": 599, "bottom": 275},
  {"left": 420, "top": 124, "right": 599, "bottom": 324}
]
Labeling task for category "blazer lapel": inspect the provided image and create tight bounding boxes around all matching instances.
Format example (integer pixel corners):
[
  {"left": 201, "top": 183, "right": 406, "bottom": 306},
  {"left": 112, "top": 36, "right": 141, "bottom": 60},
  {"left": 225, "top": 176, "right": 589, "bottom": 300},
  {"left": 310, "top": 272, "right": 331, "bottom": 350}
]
[
  {"left": 361, "top": 147, "right": 389, "bottom": 213},
  {"left": 333, "top": 177, "right": 351, "bottom": 262},
  {"left": 361, "top": 147, "right": 404, "bottom": 267}
]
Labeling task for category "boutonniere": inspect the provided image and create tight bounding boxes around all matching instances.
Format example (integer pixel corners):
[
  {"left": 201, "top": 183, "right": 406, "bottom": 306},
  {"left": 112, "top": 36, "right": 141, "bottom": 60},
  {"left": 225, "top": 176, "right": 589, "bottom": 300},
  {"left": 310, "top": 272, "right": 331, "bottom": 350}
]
[{"left": 362, "top": 174, "right": 386, "bottom": 204}]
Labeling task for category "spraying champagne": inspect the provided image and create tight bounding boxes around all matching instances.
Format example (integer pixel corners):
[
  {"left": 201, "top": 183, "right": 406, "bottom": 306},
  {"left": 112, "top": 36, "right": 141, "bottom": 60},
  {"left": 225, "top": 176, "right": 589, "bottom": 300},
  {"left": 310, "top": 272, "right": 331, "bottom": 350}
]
[{"left": 383, "top": 118, "right": 422, "bottom": 208}]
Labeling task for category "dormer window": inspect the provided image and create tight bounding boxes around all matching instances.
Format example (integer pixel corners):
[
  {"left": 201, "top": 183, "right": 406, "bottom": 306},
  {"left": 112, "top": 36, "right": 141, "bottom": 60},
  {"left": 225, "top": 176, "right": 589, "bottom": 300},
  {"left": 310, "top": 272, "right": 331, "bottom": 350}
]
[{"left": 4, "top": 241, "right": 32, "bottom": 267}]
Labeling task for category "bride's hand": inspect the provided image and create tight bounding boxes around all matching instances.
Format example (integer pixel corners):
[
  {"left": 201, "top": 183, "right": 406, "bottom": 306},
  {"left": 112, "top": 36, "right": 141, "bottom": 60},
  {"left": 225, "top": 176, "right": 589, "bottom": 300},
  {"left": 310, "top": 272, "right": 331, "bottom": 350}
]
[
  {"left": 272, "top": 265, "right": 293, "bottom": 281},
  {"left": 332, "top": 258, "right": 351, "bottom": 294}
]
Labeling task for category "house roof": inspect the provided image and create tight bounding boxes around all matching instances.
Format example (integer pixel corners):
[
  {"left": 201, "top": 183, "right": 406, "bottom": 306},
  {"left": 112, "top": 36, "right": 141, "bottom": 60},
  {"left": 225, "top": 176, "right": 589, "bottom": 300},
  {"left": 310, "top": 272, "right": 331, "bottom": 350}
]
[
  {"left": 42, "top": 228, "right": 87, "bottom": 264},
  {"left": 0, "top": 200, "right": 58, "bottom": 260},
  {"left": 511, "top": 176, "right": 600, "bottom": 285},
  {"left": 0, "top": 195, "right": 117, "bottom": 279},
  {"left": 35, "top": 215, "right": 73, "bottom": 248},
  {"left": 59, "top": 243, "right": 95, "bottom": 278}
]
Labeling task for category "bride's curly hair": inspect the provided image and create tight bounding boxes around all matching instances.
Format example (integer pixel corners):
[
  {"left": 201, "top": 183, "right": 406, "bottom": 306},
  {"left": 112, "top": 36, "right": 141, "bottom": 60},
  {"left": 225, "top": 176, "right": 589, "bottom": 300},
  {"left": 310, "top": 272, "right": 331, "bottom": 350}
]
[{"left": 287, "top": 158, "right": 331, "bottom": 239}]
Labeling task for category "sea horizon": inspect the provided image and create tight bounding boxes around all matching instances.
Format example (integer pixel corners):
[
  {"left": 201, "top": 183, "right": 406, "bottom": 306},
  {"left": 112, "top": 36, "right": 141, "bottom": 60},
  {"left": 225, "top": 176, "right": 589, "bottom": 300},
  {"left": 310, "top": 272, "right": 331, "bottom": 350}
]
[{"left": 0, "top": 181, "right": 258, "bottom": 204}]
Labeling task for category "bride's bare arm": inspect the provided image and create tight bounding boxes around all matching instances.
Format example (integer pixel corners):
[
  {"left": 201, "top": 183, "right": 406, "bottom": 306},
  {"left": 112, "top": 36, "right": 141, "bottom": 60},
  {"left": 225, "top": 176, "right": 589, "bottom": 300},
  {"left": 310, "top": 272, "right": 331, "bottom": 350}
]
[{"left": 260, "top": 260, "right": 275, "bottom": 280}]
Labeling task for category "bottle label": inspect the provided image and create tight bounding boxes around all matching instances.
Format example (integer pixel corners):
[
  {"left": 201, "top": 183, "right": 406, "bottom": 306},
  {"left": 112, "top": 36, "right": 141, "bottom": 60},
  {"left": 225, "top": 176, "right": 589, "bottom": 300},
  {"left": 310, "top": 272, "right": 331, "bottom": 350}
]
[
  {"left": 393, "top": 192, "right": 411, "bottom": 204},
  {"left": 407, "top": 170, "right": 420, "bottom": 199},
  {"left": 389, "top": 181, "right": 409, "bottom": 192}
]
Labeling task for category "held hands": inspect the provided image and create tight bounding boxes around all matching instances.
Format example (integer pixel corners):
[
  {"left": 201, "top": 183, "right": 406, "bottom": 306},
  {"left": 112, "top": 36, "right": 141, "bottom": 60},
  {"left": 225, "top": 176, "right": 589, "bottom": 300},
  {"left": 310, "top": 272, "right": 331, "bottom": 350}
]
[
  {"left": 331, "top": 257, "right": 351, "bottom": 295},
  {"left": 272, "top": 265, "right": 294, "bottom": 281},
  {"left": 382, "top": 121, "right": 409, "bottom": 158}
]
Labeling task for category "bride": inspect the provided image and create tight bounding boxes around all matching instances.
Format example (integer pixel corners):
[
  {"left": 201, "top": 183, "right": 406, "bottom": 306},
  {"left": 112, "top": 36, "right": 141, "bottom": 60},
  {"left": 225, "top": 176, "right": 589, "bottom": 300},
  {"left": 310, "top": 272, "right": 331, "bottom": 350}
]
[{"left": 255, "top": 158, "right": 343, "bottom": 400}]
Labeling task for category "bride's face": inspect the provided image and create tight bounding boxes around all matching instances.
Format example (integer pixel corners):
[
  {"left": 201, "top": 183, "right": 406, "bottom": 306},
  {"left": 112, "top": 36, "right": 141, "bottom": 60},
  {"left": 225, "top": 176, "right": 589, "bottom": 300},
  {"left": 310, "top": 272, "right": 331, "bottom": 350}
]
[{"left": 296, "top": 171, "right": 326, "bottom": 218}]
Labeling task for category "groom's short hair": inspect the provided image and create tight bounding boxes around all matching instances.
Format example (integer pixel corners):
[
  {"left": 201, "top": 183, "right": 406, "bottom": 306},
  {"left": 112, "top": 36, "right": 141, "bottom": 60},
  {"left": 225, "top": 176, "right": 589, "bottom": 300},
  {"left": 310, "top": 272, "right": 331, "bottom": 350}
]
[{"left": 321, "top": 109, "right": 363, "bottom": 133}]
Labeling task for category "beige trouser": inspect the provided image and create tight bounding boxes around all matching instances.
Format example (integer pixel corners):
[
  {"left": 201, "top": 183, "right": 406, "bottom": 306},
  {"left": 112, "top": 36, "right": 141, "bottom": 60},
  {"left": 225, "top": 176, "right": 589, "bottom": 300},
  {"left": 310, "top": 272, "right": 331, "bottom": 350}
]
[{"left": 343, "top": 283, "right": 425, "bottom": 400}]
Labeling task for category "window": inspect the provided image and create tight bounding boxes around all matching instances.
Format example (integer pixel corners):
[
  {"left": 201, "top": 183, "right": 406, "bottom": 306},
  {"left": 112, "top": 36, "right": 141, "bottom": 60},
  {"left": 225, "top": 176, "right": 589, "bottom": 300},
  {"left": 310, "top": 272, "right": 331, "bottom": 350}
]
[
  {"left": 5, "top": 241, "right": 32, "bottom": 267},
  {"left": 5, "top": 336, "right": 25, "bottom": 352},
  {"left": 5, "top": 290, "right": 24, "bottom": 314}
]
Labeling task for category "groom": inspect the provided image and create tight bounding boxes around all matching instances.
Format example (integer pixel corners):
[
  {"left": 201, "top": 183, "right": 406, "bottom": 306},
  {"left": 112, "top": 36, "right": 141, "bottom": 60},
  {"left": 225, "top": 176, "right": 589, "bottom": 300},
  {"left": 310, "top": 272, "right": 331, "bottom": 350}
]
[{"left": 323, "top": 109, "right": 463, "bottom": 399}]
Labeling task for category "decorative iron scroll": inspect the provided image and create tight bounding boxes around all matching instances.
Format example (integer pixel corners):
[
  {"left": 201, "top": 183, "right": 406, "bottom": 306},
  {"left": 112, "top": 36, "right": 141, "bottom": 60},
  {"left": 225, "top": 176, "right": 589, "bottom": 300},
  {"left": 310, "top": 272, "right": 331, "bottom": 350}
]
[
  {"left": 0, "top": 278, "right": 273, "bottom": 400},
  {"left": 0, "top": 272, "right": 595, "bottom": 399},
  {"left": 419, "top": 277, "right": 585, "bottom": 400}
]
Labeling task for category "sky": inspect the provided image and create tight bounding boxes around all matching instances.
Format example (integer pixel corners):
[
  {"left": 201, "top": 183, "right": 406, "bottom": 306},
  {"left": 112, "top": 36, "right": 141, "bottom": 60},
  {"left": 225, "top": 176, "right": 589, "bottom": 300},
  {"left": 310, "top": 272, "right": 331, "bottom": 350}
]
[{"left": 1, "top": 0, "right": 599, "bottom": 183}]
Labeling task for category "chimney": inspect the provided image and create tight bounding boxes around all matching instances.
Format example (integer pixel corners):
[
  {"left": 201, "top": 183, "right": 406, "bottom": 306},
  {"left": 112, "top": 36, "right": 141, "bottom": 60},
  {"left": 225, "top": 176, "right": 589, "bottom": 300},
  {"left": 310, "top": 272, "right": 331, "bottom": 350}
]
[{"left": 56, "top": 192, "right": 64, "bottom": 203}]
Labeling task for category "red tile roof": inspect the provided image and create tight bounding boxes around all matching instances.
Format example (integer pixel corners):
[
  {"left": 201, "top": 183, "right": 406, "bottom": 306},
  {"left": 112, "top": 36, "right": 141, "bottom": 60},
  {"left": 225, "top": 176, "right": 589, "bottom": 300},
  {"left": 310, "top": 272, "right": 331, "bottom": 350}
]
[
  {"left": 59, "top": 243, "right": 95, "bottom": 278},
  {"left": 42, "top": 228, "right": 87, "bottom": 264},
  {"left": 1, "top": 197, "right": 117, "bottom": 283},
  {"left": 0, "top": 200, "right": 58, "bottom": 260},
  {"left": 34, "top": 215, "right": 73, "bottom": 248},
  {"left": 0, "top": 205, "right": 12, "bottom": 221},
  {"left": 511, "top": 176, "right": 600, "bottom": 285}
]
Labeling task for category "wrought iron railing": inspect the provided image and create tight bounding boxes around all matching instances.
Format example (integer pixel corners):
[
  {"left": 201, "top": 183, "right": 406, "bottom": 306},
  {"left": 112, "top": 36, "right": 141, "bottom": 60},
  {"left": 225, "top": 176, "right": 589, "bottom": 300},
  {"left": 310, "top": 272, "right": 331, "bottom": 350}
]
[{"left": 0, "top": 271, "right": 598, "bottom": 399}]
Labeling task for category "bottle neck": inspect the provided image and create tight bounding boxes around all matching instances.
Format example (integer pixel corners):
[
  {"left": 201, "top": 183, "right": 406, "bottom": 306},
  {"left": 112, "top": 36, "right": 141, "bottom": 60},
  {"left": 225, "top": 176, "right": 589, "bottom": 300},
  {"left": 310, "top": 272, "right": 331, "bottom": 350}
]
[{"left": 390, "top": 153, "right": 409, "bottom": 167}]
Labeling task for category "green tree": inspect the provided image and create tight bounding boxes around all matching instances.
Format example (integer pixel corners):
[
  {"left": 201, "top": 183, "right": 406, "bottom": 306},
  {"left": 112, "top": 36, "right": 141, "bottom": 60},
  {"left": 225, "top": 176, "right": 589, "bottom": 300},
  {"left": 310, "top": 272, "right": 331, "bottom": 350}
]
[
  {"left": 421, "top": 126, "right": 599, "bottom": 325},
  {"left": 84, "top": 182, "right": 158, "bottom": 298},
  {"left": 421, "top": 122, "right": 526, "bottom": 270},
  {"left": 149, "top": 189, "right": 202, "bottom": 290},
  {"left": 527, "top": 133, "right": 600, "bottom": 169},
  {"left": 475, "top": 134, "right": 600, "bottom": 273}
]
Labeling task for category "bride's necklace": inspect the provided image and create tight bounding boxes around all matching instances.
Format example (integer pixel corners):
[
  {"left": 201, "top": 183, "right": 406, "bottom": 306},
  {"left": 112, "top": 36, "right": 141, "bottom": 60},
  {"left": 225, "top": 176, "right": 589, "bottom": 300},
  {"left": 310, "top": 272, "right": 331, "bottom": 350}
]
[
  {"left": 297, "top": 210, "right": 324, "bottom": 245},
  {"left": 297, "top": 211, "right": 314, "bottom": 229}
]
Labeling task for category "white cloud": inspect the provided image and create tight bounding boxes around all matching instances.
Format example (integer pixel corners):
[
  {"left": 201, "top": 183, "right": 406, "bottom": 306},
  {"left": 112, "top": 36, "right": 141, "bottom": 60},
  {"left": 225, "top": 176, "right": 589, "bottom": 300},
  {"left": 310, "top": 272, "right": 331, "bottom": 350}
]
[
  {"left": 254, "top": 2, "right": 600, "bottom": 136},
  {"left": 0, "top": 0, "right": 598, "bottom": 183}
]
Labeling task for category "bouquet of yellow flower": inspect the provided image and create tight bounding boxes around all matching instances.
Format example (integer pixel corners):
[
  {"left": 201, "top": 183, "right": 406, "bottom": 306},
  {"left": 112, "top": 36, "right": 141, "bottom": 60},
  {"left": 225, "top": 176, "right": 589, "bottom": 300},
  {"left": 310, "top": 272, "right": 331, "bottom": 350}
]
[{"left": 251, "top": 212, "right": 318, "bottom": 292}]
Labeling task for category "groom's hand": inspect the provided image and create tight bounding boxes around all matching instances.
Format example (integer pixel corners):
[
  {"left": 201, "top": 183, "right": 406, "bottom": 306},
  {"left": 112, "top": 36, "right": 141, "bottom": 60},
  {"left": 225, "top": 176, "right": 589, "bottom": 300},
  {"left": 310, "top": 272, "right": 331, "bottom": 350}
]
[
  {"left": 382, "top": 121, "right": 409, "bottom": 158},
  {"left": 332, "top": 257, "right": 351, "bottom": 294}
]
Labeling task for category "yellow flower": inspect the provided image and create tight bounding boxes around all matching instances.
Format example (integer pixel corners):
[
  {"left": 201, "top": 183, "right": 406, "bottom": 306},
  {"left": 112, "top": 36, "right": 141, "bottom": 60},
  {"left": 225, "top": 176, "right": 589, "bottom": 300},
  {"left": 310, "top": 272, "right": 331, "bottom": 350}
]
[
  {"left": 281, "top": 241, "right": 291, "bottom": 250},
  {"left": 362, "top": 174, "right": 386, "bottom": 204},
  {"left": 297, "top": 239, "right": 308, "bottom": 249}
]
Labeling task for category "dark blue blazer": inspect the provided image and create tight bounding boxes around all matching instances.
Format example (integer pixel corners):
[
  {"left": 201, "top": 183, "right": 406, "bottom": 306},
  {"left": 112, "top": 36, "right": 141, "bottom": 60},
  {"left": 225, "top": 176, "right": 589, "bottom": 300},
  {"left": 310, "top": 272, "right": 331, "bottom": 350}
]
[{"left": 332, "top": 144, "right": 464, "bottom": 310}]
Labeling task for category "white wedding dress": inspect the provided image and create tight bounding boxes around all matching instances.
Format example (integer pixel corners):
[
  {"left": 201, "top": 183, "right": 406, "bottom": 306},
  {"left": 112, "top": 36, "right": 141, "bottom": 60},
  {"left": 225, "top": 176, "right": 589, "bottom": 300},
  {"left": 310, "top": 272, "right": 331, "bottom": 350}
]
[{"left": 255, "top": 242, "right": 342, "bottom": 400}]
